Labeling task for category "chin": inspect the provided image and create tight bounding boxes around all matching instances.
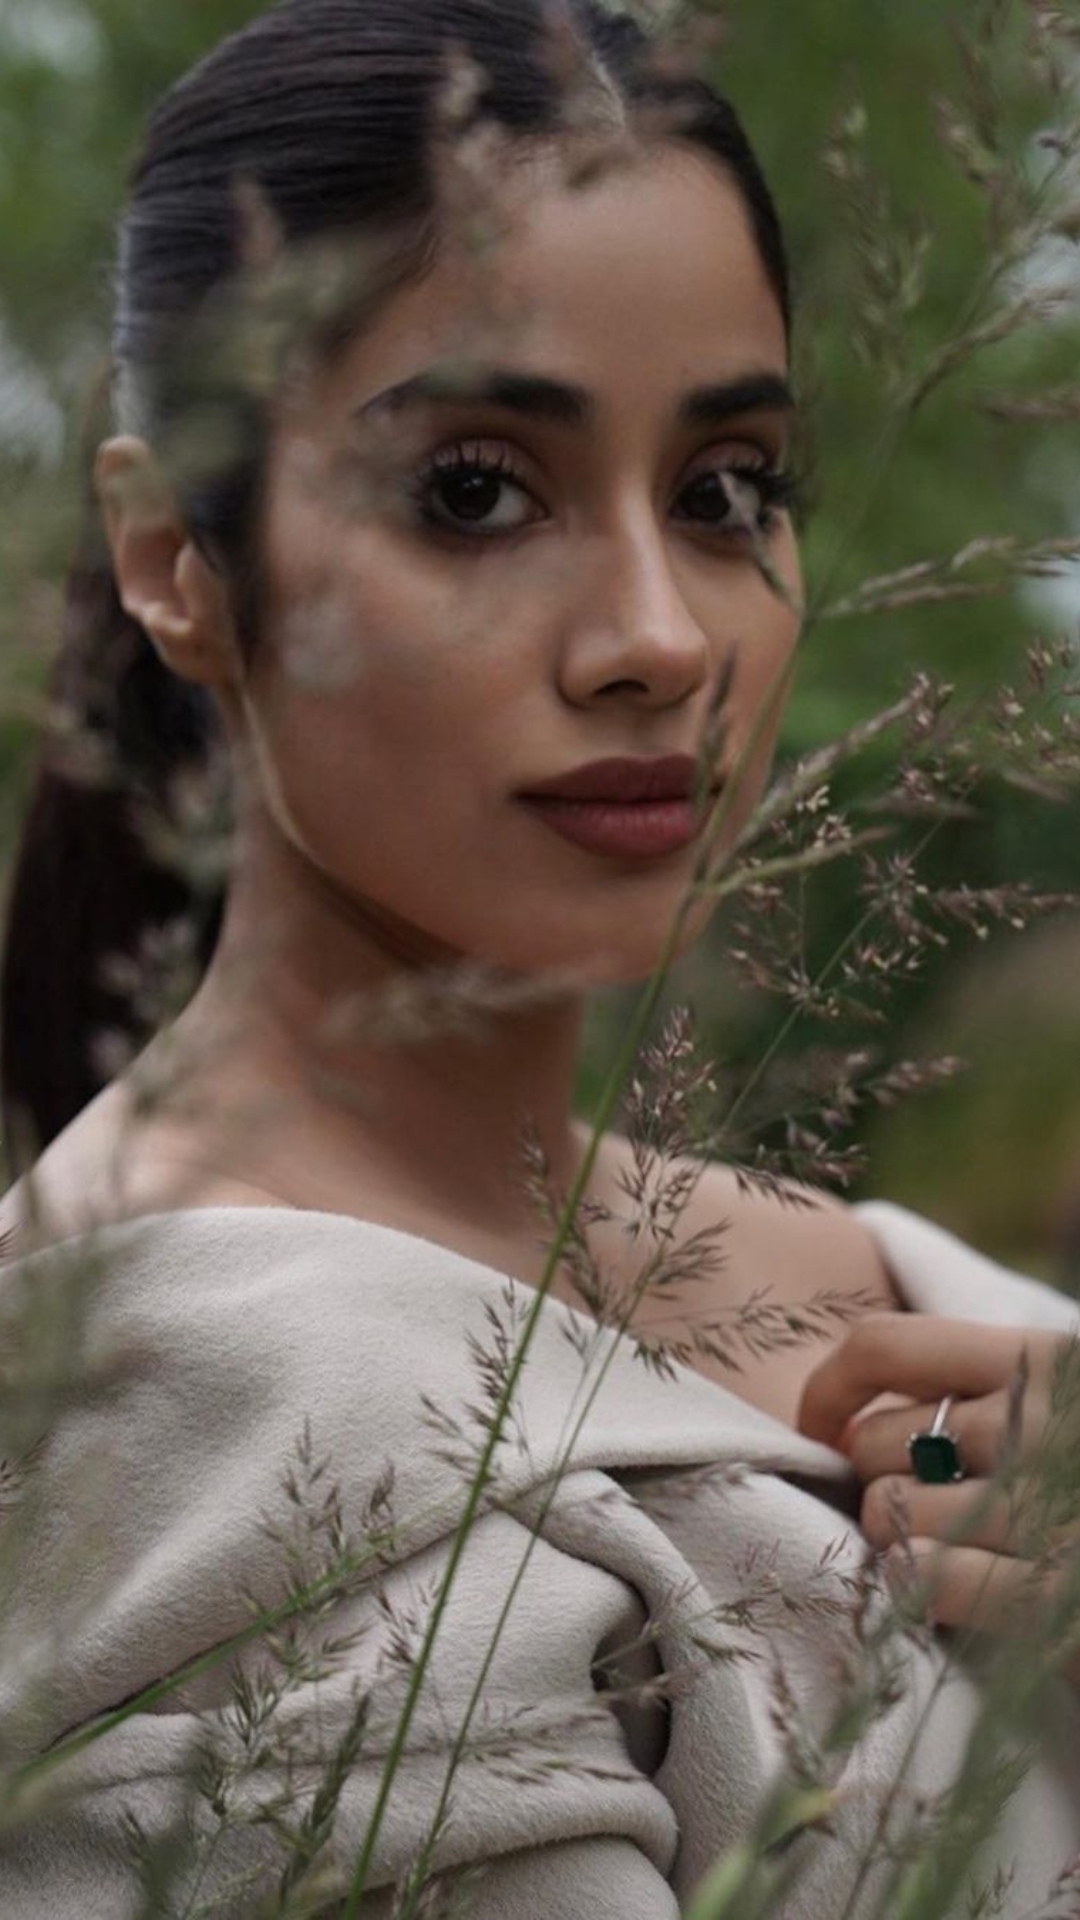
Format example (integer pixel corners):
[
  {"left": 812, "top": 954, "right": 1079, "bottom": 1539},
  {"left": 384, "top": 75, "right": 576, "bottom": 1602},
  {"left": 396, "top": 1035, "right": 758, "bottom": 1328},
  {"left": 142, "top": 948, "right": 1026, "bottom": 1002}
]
[
  {"left": 495, "top": 909, "right": 710, "bottom": 990},
  {"left": 589, "top": 930, "right": 710, "bottom": 988}
]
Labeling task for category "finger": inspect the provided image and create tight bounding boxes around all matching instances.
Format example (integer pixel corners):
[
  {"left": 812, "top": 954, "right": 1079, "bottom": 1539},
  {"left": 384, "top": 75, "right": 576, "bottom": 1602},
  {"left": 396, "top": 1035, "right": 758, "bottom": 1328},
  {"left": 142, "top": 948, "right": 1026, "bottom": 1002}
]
[
  {"left": 861, "top": 1475, "right": 1019, "bottom": 1555},
  {"left": 846, "top": 1391, "right": 1015, "bottom": 1482},
  {"left": 885, "top": 1536, "right": 1068, "bottom": 1640},
  {"left": 797, "top": 1315, "right": 1034, "bottom": 1447}
]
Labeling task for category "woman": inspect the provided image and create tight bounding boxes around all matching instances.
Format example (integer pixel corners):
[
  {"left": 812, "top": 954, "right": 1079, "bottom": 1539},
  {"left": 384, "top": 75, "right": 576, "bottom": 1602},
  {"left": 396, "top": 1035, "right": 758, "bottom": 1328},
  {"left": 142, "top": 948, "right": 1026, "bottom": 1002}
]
[{"left": 0, "top": 3, "right": 1078, "bottom": 1914}]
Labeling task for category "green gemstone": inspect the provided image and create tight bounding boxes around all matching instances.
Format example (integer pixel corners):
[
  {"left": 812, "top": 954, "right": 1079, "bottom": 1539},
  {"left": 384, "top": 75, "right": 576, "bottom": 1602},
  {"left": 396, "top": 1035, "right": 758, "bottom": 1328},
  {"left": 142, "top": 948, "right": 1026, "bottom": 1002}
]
[{"left": 909, "top": 1432, "right": 964, "bottom": 1484}]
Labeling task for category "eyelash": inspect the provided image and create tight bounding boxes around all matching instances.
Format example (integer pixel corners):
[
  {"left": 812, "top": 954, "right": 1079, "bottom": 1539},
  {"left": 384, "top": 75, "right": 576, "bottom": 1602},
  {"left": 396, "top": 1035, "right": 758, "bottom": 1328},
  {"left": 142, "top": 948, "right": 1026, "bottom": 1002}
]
[{"left": 403, "top": 439, "right": 798, "bottom": 544}]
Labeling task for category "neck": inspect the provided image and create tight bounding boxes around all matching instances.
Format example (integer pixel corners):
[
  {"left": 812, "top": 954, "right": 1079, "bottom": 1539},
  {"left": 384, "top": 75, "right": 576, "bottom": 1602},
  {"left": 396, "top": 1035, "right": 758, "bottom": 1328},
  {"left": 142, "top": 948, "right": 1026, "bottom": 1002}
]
[{"left": 156, "top": 800, "right": 590, "bottom": 1233}]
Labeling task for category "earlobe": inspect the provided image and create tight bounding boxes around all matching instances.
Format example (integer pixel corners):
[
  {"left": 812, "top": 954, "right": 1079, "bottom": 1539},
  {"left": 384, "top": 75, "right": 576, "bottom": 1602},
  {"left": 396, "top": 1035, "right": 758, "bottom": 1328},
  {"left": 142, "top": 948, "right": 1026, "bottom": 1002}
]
[{"left": 93, "top": 435, "right": 242, "bottom": 689}]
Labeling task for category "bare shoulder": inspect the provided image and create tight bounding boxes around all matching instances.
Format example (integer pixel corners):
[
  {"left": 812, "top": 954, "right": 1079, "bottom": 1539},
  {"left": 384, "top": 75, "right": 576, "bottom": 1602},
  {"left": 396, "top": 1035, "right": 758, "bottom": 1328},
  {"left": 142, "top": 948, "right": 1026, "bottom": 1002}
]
[
  {"left": 0, "top": 1092, "right": 118, "bottom": 1259},
  {"left": 596, "top": 1129, "right": 897, "bottom": 1308},
  {"left": 585, "top": 1132, "right": 900, "bottom": 1421},
  {"left": 697, "top": 1159, "right": 895, "bottom": 1303},
  {"left": 0, "top": 1078, "right": 284, "bottom": 1264}
]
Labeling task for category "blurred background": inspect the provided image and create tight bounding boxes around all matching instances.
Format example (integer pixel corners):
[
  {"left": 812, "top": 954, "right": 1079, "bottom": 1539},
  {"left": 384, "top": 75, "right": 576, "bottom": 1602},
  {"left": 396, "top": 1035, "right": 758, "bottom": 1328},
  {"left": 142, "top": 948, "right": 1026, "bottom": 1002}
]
[{"left": 1, "top": 0, "right": 1079, "bottom": 1280}]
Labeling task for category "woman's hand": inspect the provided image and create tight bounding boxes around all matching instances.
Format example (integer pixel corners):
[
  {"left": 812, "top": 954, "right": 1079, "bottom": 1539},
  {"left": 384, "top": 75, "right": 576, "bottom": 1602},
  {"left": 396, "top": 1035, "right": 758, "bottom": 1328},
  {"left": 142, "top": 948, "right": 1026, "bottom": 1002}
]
[{"left": 796, "top": 1314, "right": 1080, "bottom": 1673}]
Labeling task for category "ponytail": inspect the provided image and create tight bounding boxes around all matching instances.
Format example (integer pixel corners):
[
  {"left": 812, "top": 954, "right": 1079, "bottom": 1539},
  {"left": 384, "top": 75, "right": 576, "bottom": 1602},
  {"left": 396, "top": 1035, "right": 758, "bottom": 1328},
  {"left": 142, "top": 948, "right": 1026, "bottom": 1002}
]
[{"left": 0, "top": 404, "right": 226, "bottom": 1172}]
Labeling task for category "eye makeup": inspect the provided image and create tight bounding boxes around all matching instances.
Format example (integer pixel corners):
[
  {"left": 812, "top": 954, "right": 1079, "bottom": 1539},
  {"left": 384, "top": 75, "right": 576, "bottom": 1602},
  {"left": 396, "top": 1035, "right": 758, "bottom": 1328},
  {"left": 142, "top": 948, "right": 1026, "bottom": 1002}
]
[{"left": 401, "top": 437, "right": 798, "bottom": 543}]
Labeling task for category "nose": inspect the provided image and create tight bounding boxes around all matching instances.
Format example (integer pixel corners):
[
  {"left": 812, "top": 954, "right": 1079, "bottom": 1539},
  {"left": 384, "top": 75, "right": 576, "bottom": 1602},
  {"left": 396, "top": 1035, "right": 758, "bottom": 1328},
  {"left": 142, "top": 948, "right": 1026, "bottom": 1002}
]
[{"left": 555, "top": 513, "right": 714, "bottom": 711}]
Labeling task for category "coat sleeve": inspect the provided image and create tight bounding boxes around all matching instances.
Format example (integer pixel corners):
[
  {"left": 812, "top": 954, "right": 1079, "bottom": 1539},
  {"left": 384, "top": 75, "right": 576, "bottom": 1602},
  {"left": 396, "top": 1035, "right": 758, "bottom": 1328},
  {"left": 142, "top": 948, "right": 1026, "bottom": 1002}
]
[
  {"left": 353, "top": 1836, "right": 682, "bottom": 1918},
  {"left": 0, "top": 1795, "right": 680, "bottom": 1920},
  {"left": 0, "top": 1215, "right": 686, "bottom": 1917},
  {"left": 856, "top": 1199, "right": 1080, "bottom": 1332},
  {"left": 0, "top": 1502, "right": 681, "bottom": 1919}
]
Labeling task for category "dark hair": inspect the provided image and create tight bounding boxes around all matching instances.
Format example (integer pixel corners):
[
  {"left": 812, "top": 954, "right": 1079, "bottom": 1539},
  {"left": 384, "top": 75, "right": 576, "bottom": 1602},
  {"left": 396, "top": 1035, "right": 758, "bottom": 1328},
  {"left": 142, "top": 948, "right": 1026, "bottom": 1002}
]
[{"left": 0, "top": 0, "right": 790, "bottom": 1169}]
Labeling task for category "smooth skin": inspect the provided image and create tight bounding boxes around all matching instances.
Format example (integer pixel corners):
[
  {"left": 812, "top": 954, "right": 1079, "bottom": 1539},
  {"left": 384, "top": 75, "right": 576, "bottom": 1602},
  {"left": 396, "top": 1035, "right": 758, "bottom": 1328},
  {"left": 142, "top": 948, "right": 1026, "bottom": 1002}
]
[
  {"left": 78, "top": 136, "right": 835, "bottom": 1306},
  {"left": 7, "top": 137, "right": 1074, "bottom": 1659},
  {"left": 89, "top": 143, "right": 803, "bottom": 1226}
]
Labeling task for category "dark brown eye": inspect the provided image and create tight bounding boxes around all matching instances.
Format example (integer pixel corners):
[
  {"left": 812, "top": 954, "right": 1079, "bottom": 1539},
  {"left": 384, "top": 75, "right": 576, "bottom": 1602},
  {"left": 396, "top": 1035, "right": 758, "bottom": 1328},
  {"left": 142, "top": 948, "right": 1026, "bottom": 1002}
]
[
  {"left": 680, "top": 462, "right": 796, "bottom": 534},
  {"left": 404, "top": 443, "right": 797, "bottom": 543},
  {"left": 435, "top": 467, "right": 507, "bottom": 523},
  {"left": 407, "top": 444, "right": 538, "bottom": 537}
]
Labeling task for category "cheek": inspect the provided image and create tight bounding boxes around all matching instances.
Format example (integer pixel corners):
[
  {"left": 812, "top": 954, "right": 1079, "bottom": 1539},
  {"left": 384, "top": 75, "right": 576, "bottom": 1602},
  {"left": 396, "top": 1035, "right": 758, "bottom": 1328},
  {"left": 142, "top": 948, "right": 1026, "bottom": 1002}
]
[
  {"left": 261, "top": 465, "right": 525, "bottom": 706},
  {"left": 244, "top": 516, "right": 533, "bottom": 878},
  {"left": 721, "top": 560, "right": 802, "bottom": 819}
]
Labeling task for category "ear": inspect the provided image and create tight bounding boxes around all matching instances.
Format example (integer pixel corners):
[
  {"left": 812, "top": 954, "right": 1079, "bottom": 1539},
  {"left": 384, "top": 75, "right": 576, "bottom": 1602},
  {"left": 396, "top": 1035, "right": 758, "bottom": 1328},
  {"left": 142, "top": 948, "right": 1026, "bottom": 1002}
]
[{"left": 93, "top": 436, "right": 244, "bottom": 690}]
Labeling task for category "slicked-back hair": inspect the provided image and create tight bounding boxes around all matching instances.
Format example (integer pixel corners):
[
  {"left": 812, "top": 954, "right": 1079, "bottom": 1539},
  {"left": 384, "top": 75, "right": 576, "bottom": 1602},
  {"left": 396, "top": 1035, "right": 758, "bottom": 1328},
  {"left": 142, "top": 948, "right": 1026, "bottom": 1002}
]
[{"left": 0, "top": 0, "right": 790, "bottom": 1167}]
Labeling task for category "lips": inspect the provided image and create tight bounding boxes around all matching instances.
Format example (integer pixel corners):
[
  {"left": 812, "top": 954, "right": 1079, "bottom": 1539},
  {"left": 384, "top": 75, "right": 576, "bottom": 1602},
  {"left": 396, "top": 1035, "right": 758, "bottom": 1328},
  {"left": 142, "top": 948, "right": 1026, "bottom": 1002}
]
[
  {"left": 519, "top": 754, "right": 702, "bottom": 804},
  {"left": 517, "top": 755, "right": 720, "bottom": 859}
]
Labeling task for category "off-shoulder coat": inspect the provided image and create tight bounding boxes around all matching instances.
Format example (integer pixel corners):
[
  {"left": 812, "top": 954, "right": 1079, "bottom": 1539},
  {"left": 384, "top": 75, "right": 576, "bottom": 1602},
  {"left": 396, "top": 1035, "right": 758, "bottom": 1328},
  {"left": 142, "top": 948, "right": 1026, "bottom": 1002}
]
[{"left": 0, "top": 1200, "right": 1079, "bottom": 1917}]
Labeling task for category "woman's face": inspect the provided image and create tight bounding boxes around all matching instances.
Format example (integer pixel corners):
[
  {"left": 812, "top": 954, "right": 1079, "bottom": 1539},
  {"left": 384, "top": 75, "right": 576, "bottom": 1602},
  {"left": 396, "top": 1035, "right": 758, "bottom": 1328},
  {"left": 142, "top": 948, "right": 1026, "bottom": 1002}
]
[{"left": 239, "top": 142, "right": 802, "bottom": 984}]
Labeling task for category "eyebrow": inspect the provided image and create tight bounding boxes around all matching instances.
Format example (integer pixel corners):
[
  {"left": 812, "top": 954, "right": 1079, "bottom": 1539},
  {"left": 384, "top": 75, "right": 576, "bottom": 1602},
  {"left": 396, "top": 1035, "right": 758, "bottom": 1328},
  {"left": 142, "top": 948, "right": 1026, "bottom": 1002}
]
[{"left": 356, "top": 364, "right": 795, "bottom": 431}]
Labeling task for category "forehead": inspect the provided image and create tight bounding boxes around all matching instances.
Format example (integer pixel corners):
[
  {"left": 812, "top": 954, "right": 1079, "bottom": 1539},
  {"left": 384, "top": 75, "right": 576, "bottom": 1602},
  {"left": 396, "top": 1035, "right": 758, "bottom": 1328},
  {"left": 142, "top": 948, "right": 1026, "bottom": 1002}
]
[{"left": 311, "top": 143, "right": 787, "bottom": 421}]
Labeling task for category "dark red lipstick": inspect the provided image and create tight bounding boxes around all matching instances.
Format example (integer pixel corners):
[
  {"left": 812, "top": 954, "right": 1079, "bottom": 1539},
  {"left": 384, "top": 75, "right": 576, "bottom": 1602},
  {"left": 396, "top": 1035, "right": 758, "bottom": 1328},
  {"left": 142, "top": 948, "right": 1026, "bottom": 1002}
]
[{"left": 518, "top": 755, "right": 718, "bottom": 858}]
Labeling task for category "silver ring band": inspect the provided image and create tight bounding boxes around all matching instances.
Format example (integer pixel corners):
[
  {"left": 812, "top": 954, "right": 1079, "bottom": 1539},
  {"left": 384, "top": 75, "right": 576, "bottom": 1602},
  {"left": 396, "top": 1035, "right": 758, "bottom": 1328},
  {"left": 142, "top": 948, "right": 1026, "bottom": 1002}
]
[{"left": 929, "top": 1393, "right": 955, "bottom": 1437}]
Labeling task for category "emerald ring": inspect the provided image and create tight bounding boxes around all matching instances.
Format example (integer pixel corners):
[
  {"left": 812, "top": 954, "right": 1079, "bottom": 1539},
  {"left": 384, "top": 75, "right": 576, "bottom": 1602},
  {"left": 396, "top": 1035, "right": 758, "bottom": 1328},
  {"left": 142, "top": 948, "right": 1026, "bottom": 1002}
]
[{"left": 908, "top": 1393, "right": 967, "bottom": 1485}]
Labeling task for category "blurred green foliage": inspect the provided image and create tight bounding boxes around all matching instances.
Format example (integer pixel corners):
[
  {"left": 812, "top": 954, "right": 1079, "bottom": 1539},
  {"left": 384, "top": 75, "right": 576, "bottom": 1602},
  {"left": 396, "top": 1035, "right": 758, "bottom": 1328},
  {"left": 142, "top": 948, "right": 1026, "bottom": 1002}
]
[
  {"left": 717, "top": 0, "right": 1080, "bottom": 1279},
  {"left": 1, "top": 0, "right": 1080, "bottom": 1272}
]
